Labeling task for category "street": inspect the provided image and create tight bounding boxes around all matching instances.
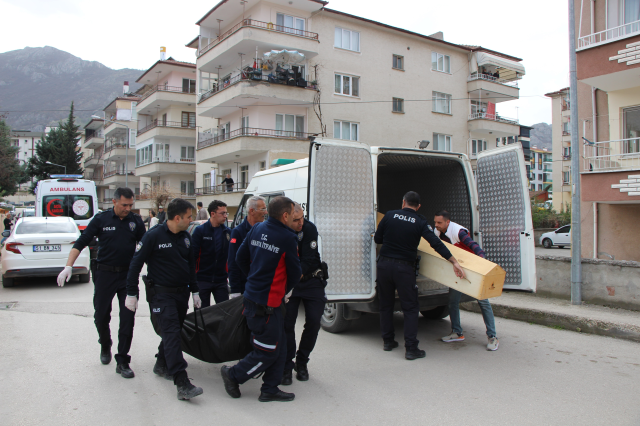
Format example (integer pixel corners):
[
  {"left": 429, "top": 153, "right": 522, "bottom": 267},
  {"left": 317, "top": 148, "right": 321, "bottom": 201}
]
[
  {"left": 1, "top": 275, "right": 639, "bottom": 426},
  {"left": 535, "top": 246, "right": 571, "bottom": 257}
]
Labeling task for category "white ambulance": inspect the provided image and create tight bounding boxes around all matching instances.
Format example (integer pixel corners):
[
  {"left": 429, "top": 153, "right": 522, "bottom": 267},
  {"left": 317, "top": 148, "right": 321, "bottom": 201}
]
[
  {"left": 230, "top": 139, "right": 536, "bottom": 333},
  {"left": 35, "top": 175, "right": 99, "bottom": 231}
]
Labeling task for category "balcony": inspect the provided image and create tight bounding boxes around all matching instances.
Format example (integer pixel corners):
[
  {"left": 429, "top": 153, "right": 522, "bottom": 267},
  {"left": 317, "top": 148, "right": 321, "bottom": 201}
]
[
  {"left": 195, "top": 182, "right": 249, "bottom": 207},
  {"left": 137, "top": 85, "right": 197, "bottom": 112},
  {"left": 83, "top": 153, "right": 101, "bottom": 169},
  {"left": 103, "top": 170, "right": 139, "bottom": 186},
  {"left": 137, "top": 120, "right": 197, "bottom": 140},
  {"left": 197, "top": 127, "right": 311, "bottom": 163},
  {"left": 104, "top": 142, "right": 133, "bottom": 160},
  {"left": 468, "top": 112, "right": 519, "bottom": 138},
  {"left": 583, "top": 138, "right": 640, "bottom": 173},
  {"left": 84, "top": 133, "right": 104, "bottom": 149},
  {"left": 136, "top": 158, "right": 196, "bottom": 177},
  {"left": 467, "top": 73, "right": 519, "bottom": 103},
  {"left": 578, "top": 20, "right": 640, "bottom": 50},
  {"left": 198, "top": 72, "right": 316, "bottom": 118}
]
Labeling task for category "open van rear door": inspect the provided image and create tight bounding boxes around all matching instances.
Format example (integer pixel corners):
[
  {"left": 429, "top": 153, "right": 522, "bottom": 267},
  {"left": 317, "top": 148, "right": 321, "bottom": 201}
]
[
  {"left": 308, "top": 139, "right": 377, "bottom": 301},
  {"left": 477, "top": 145, "right": 536, "bottom": 291}
]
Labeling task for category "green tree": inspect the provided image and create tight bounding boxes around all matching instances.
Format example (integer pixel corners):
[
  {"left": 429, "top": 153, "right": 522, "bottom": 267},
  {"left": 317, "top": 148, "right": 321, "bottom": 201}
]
[
  {"left": 0, "top": 118, "right": 29, "bottom": 197},
  {"left": 27, "top": 102, "right": 84, "bottom": 192}
]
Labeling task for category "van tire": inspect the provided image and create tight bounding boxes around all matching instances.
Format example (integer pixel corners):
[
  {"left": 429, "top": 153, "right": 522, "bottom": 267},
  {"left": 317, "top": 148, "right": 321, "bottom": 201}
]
[
  {"left": 421, "top": 306, "right": 449, "bottom": 320},
  {"left": 321, "top": 303, "right": 352, "bottom": 334},
  {"left": 2, "top": 276, "right": 15, "bottom": 288},
  {"left": 542, "top": 238, "right": 552, "bottom": 248},
  {"left": 79, "top": 271, "right": 91, "bottom": 283},
  {"left": 558, "top": 246, "right": 565, "bottom": 249}
]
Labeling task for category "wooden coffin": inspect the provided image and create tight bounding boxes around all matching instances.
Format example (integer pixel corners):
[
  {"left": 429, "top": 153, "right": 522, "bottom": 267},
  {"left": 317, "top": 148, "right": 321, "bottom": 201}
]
[{"left": 377, "top": 213, "right": 505, "bottom": 300}]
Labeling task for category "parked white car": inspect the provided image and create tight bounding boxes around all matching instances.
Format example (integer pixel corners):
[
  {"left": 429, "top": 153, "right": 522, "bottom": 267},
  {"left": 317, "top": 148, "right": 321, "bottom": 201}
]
[
  {"left": 1, "top": 217, "right": 90, "bottom": 287},
  {"left": 540, "top": 225, "right": 571, "bottom": 249}
]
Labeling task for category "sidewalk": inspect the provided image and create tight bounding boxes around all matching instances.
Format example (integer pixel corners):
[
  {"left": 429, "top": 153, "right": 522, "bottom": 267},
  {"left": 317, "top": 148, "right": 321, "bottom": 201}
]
[{"left": 460, "top": 291, "right": 640, "bottom": 343}]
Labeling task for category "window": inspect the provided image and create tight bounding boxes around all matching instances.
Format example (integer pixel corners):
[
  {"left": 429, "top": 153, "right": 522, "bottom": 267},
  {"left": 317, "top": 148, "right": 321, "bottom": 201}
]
[
  {"left": 200, "top": 71, "right": 216, "bottom": 93},
  {"left": 277, "top": 13, "right": 305, "bottom": 35},
  {"left": 276, "top": 114, "right": 305, "bottom": 136},
  {"left": 538, "top": 184, "right": 543, "bottom": 191},
  {"left": 241, "top": 116, "right": 249, "bottom": 129},
  {"left": 181, "top": 112, "right": 195, "bottom": 128},
  {"left": 538, "top": 174, "right": 543, "bottom": 181},
  {"left": 181, "top": 146, "right": 195, "bottom": 161},
  {"left": 471, "top": 139, "right": 487, "bottom": 156},
  {"left": 240, "top": 165, "right": 249, "bottom": 188},
  {"left": 496, "top": 138, "right": 501, "bottom": 147},
  {"left": 334, "top": 27, "right": 360, "bottom": 52},
  {"left": 155, "top": 143, "right": 169, "bottom": 162},
  {"left": 562, "top": 121, "right": 571, "bottom": 134},
  {"left": 42, "top": 195, "right": 94, "bottom": 220},
  {"left": 538, "top": 163, "right": 542, "bottom": 170},
  {"left": 203, "top": 173, "right": 211, "bottom": 188},
  {"left": 433, "top": 133, "right": 452, "bottom": 151},
  {"left": 471, "top": 100, "right": 488, "bottom": 116},
  {"left": 392, "top": 98, "right": 404, "bottom": 113},
  {"left": 431, "top": 52, "right": 451, "bottom": 73},
  {"left": 334, "top": 120, "right": 359, "bottom": 141},
  {"left": 136, "top": 145, "right": 153, "bottom": 166},
  {"left": 607, "top": 0, "right": 640, "bottom": 29},
  {"left": 432, "top": 91, "right": 452, "bottom": 114},
  {"left": 531, "top": 184, "right": 535, "bottom": 191},
  {"left": 392, "top": 54, "right": 404, "bottom": 70},
  {"left": 563, "top": 171, "right": 571, "bottom": 184},
  {"left": 563, "top": 147, "right": 572, "bottom": 158},
  {"left": 180, "top": 181, "right": 195, "bottom": 195},
  {"left": 623, "top": 106, "right": 640, "bottom": 153},
  {"left": 182, "top": 78, "right": 196, "bottom": 93},
  {"left": 334, "top": 74, "right": 360, "bottom": 97},
  {"left": 259, "top": 161, "right": 266, "bottom": 171}
]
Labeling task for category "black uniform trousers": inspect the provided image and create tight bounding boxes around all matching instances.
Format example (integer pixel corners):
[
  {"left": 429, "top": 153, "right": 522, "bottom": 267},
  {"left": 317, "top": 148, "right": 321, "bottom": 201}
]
[
  {"left": 93, "top": 269, "right": 135, "bottom": 364},
  {"left": 284, "top": 278, "right": 326, "bottom": 371},
  {"left": 229, "top": 298, "right": 286, "bottom": 394},
  {"left": 376, "top": 259, "right": 419, "bottom": 349},
  {"left": 197, "top": 281, "right": 229, "bottom": 308},
  {"left": 149, "top": 292, "right": 190, "bottom": 383}
]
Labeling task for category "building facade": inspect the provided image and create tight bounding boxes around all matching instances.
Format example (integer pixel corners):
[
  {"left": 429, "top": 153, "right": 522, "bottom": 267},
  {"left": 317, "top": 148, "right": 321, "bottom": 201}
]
[
  {"left": 529, "top": 147, "right": 552, "bottom": 193},
  {"left": 188, "top": 0, "right": 526, "bottom": 215},
  {"left": 573, "top": 0, "right": 640, "bottom": 261},
  {"left": 545, "top": 87, "right": 572, "bottom": 211}
]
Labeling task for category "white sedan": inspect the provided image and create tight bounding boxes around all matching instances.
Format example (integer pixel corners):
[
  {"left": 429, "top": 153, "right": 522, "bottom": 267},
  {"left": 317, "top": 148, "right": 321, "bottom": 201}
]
[
  {"left": 1, "top": 217, "right": 90, "bottom": 287},
  {"left": 539, "top": 225, "right": 571, "bottom": 249}
]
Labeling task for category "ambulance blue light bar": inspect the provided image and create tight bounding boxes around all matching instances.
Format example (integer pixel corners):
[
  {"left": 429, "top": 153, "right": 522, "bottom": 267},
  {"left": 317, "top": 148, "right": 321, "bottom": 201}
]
[{"left": 50, "top": 174, "right": 84, "bottom": 179}]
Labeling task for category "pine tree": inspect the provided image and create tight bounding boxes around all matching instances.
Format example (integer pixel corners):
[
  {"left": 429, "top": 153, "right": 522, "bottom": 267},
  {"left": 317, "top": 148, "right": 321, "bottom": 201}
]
[
  {"left": 0, "top": 118, "right": 29, "bottom": 197},
  {"left": 27, "top": 102, "right": 84, "bottom": 192}
]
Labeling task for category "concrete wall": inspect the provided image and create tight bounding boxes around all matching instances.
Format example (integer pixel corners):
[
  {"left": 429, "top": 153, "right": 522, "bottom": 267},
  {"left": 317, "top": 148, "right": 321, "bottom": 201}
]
[
  {"left": 535, "top": 255, "right": 640, "bottom": 311},
  {"left": 533, "top": 228, "right": 555, "bottom": 246}
]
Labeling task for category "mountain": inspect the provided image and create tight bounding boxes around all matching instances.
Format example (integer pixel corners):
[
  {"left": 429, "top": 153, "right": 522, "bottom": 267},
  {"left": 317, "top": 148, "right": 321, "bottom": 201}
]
[
  {"left": 529, "top": 122, "right": 552, "bottom": 151},
  {"left": 0, "top": 46, "right": 143, "bottom": 131}
]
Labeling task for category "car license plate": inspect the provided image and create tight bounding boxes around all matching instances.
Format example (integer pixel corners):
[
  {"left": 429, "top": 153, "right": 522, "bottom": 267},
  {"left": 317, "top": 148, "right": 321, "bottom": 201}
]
[{"left": 33, "top": 245, "right": 61, "bottom": 252}]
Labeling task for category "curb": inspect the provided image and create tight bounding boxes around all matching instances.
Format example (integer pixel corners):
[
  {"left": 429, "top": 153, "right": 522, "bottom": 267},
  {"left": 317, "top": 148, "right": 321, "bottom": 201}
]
[{"left": 460, "top": 302, "right": 640, "bottom": 343}]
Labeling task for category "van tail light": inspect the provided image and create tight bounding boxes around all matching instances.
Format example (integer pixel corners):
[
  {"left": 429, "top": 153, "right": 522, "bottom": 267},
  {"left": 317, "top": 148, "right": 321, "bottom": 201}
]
[{"left": 6, "top": 242, "right": 23, "bottom": 254}]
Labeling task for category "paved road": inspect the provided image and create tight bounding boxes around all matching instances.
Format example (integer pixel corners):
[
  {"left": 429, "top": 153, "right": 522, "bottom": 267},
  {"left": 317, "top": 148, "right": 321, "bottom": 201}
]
[
  {"left": 1, "top": 275, "right": 639, "bottom": 426},
  {"left": 536, "top": 246, "right": 571, "bottom": 257}
]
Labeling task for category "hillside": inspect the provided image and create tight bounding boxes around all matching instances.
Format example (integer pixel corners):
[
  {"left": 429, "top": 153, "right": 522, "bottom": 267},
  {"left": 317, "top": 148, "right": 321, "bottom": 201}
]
[
  {"left": 530, "top": 122, "right": 552, "bottom": 151},
  {"left": 0, "top": 46, "right": 142, "bottom": 131}
]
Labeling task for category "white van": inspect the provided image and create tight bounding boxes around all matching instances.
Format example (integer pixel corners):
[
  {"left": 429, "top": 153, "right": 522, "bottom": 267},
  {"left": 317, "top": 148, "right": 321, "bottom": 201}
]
[
  {"left": 35, "top": 175, "right": 98, "bottom": 231},
  {"left": 231, "top": 139, "right": 536, "bottom": 333}
]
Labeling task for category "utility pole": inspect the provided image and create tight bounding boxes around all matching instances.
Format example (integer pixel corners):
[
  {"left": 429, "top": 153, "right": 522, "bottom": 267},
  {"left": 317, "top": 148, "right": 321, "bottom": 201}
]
[{"left": 568, "top": 0, "right": 582, "bottom": 305}]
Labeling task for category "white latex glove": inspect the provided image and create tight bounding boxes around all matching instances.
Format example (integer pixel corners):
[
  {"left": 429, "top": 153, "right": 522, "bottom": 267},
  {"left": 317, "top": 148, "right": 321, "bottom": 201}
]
[
  {"left": 57, "top": 266, "right": 72, "bottom": 287},
  {"left": 125, "top": 296, "right": 138, "bottom": 312},
  {"left": 285, "top": 290, "right": 293, "bottom": 303},
  {"left": 193, "top": 293, "right": 202, "bottom": 309},
  {"left": 229, "top": 293, "right": 241, "bottom": 299}
]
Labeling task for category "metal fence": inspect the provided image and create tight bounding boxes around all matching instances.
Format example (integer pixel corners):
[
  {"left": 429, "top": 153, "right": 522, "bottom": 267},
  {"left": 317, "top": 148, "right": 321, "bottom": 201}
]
[
  {"left": 583, "top": 138, "right": 640, "bottom": 172},
  {"left": 138, "top": 120, "right": 196, "bottom": 135},
  {"left": 139, "top": 85, "right": 196, "bottom": 102},
  {"left": 578, "top": 19, "right": 640, "bottom": 49},
  {"left": 194, "top": 182, "right": 249, "bottom": 196},
  {"left": 467, "top": 72, "right": 519, "bottom": 87},
  {"left": 468, "top": 112, "right": 519, "bottom": 125},
  {"left": 198, "top": 127, "right": 310, "bottom": 149}
]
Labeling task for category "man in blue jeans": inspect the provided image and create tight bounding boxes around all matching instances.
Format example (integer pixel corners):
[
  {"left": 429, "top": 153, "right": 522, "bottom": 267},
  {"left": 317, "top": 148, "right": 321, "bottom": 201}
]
[{"left": 433, "top": 210, "right": 499, "bottom": 351}]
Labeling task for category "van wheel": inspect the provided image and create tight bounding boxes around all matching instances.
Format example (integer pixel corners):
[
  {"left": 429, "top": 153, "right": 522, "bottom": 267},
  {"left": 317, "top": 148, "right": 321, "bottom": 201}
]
[
  {"left": 79, "top": 271, "right": 91, "bottom": 283},
  {"left": 421, "top": 306, "right": 449, "bottom": 320},
  {"left": 2, "top": 276, "right": 15, "bottom": 288},
  {"left": 558, "top": 246, "right": 565, "bottom": 249},
  {"left": 321, "top": 303, "right": 352, "bottom": 334},
  {"left": 542, "top": 239, "right": 552, "bottom": 248}
]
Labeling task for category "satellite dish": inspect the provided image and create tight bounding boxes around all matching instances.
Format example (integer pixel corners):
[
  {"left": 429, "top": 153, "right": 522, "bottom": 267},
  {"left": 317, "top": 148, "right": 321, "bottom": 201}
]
[{"left": 418, "top": 140, "right": 430, "bottom": 149}]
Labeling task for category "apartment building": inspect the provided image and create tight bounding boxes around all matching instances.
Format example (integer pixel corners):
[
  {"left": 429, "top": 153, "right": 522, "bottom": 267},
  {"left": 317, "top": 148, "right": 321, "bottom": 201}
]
[
  {"left": 188, "top": 0, "right": 526, "bottom": 215},
  {"left": 572, "top": 0, "right": 640, "bottom": 261},
  {"left": 545, "top": 88, "right": 572, "bottom": 211},
  {"left": 529, "top": 147, "right": 552, "bottom": 193},
  {"left": 132, "top": 58, "right": 198, "bottom": 211}
]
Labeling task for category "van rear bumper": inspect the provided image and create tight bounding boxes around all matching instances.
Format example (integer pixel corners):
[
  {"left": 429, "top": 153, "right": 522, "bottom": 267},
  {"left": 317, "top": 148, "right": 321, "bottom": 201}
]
[{"left": 3, "top": 266, "right": 88, "bottom": 278}]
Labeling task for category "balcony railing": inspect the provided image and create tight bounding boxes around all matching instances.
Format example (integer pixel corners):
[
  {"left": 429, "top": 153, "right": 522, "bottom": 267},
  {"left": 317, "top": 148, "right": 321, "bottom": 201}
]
[
  {"left": 136, "top": 157, "right": 196, "bottom": 167},
  {"left": 562, "top": 101, "right": 570, "bottom": 111},
  {"left": 104, "top": 142, "right": 128, "bottom": 153},
  {"left": 468, "top": 112, "right": 519, "bottom": 125},
  {"left": 139, "top": 85, "right": 196, "bottom": 103},
  {"left": 198, "top": 127, "right": 311, "bottom": 150},
  {"left": 467, "top": 72, "right": 519, "bottom": 87},
  {"left": 198, "top": 18, "right": 319, "bottom": 57},
  {"left": 583, "top": 138, "right": 640, "bottom": 172},
  {"left": 578, "top": 19, "right": 640, "bottom": 50},
  {"left": 89, "top": 172, "right": 103, "bottom": 181},
  {"left": 83, "top": 153, "right": 102, "bottom": 165},
  {"left": 85, "top": 132, "right": 104, "bottom": 143},
  {"left": 104, "top": 170, "right": 136, "bottom": 178},
  {"left": 138, "top": 120, "right": 196, "bottom": 136},
  {"left": 195, "top": 182, "right": 249, "bottom": 196},
  {"left": 562, "top": 130, "right": 571, "bottom": 136}
]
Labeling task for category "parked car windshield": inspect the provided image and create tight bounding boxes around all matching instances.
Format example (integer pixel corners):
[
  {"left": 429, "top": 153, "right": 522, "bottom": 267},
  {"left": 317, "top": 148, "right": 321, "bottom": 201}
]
[{"left": 16, "top": 221, "right": 77, "bottom": 234}]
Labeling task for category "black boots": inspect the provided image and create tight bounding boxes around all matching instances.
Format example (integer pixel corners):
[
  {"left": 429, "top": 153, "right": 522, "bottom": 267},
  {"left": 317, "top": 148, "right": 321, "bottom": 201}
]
[
  {"left": 100, "top": 345, "right": 112, "bottom": 365},
  {"left": 153, "top": 358, "right": 173, "bottom": 381},
  {"left": 115, "top": 363, "right": 135, "bottom": 378},
  {"left": 175, "top": 374, "right": 203, "bottom": 400},
  {"left": 258, "top": 389, "right": 295, "bottom": 402},
  {"left": 281, "top": 369, "right": 293, "bottom": 386},
  {"left": 221, "top": 366, "right": 241, "bottom": 398},
  {"left": 405, "top": 347, "right": 426, "bottom": 360},
  {"left": 294, "top": 362, "right": 309, "bottom": 381},
  {"left": 383, "top": 340, "right": 399, "bottom": 351}
]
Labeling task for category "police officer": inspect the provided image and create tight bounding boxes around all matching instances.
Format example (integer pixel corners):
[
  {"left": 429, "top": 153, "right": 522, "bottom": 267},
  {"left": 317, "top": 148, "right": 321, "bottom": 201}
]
[
  {"left": 125, "top": 198, "right": 204, "bottom": 400},
  {"left": 374, "top": 191, "right": 466, "bottom": 360},
  {"left": 282, "top": 203, "right": 326, "bottom": 385},
  {"left": 228, "top": 195, "right": 267, "bottom": 298},
  {"left": 57, "top": 187, "right": 145, "bottom": 378},
  {"left": 191, "top": 200, "right": 231, "bottom": 307},
  {"left": 220, "top": 196, "right": 301, "bottom": 402}
]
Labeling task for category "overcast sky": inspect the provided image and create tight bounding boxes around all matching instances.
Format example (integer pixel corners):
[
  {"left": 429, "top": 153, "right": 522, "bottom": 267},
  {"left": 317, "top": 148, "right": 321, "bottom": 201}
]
[{"left": 0, "top": 0, "right": 570, "bottom": 126}]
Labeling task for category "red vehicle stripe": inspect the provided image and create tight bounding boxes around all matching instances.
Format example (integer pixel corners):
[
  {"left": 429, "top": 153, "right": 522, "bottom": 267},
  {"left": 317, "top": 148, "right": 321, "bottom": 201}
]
[
  {"left": 267, "top": 252, "right": 287, "bottom": 307},
  {"left": 78, "top": 225, "right": 87, "bottom": 230}
]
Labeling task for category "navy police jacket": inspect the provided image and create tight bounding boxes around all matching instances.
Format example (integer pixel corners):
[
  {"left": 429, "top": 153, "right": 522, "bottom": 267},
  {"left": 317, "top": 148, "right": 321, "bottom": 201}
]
[
  {"left": 236, "top": 217, "right": 301, "bottom": 307},
  {"left": 228, "top": 218, "right": 252, "bottom": 294},
  {"left": 375, "top": 207, "right": 452, "bottom": 263},
  {"left": 191, "top": 220, "right": 231, "bottom": 283}
]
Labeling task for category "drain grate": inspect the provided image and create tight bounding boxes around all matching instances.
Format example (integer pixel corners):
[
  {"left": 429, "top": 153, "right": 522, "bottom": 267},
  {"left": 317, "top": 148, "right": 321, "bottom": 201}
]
[{"left": 0, "top": 302, "right": 17, "bottom": 310}]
